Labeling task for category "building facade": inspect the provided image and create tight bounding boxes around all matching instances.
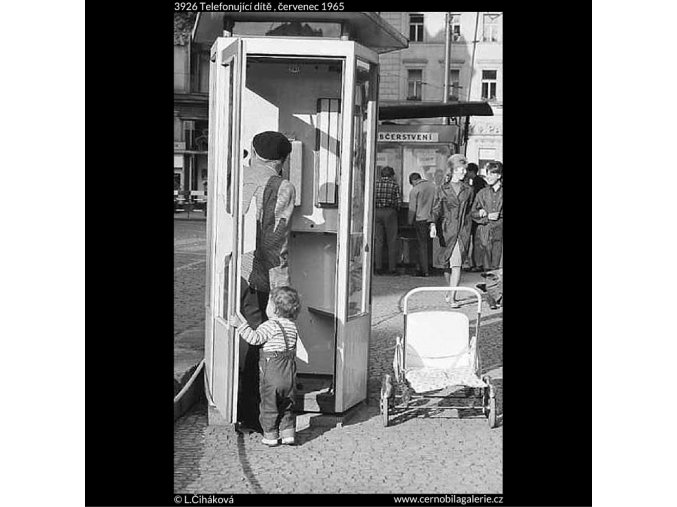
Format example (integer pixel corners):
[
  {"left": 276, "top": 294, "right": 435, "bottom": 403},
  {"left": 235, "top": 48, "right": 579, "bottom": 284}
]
[
  {"left": 173, "top": 12, "right": 503, "bottom": 212},
  {"left": 174, "top": 13, "right": 210, "bottom": 211},
  {"left": 378, "top": 12, "right": 503, "bottom": 172}
]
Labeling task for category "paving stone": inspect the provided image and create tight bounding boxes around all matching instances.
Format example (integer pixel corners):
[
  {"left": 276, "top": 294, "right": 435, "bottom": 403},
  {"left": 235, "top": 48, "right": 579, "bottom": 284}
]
[{"left": 174, "top": 221, "right": 502, "bottom": 494}]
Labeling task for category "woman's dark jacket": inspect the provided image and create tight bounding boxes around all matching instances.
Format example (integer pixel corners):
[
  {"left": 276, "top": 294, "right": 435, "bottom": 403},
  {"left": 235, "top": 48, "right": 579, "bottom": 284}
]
[{"left": 430, "top": 180, "right": 474, "bottom": 268}]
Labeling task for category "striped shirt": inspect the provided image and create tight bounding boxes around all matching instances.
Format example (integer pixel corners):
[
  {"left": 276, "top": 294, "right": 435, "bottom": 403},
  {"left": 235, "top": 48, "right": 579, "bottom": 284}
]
[
  {"left": 374, "top": 176, "right": 401, "bottom": 208},
  {"left": 238, "top": 317, "right": 298, "bottom": 353}
]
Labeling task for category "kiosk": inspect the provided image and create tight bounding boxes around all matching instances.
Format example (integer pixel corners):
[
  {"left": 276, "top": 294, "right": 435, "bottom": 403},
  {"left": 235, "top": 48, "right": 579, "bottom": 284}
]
[{"left": 196, "top": 13, "right": 408, "bottom": 424}]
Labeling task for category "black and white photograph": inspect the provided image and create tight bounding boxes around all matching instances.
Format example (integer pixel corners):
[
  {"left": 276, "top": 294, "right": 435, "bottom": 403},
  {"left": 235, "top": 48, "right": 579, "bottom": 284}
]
[
  {"left": 173, "top": 11, "right": 504, "bottom": 498},
  {"left": 24, "top": 1, "right": 677, "bottom": 506}
]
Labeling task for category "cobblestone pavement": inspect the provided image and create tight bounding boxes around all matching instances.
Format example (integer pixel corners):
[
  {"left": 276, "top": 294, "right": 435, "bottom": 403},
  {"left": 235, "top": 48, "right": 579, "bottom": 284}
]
[
  {"left": 174, "top": 221, "right": 207, "bottom": 336},
  {"left": 174, "top": 219, "right": 503, "bottom": 494}
]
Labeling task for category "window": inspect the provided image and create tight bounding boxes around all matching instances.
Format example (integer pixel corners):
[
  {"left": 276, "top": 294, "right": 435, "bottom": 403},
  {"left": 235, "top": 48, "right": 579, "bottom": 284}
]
[
  {"left": 183, "top": 119, "right": 209, "bottom": 151},
  {"left": 190, "top": 46, "right": 210, "bottom": 93},
  {"left": 481, "top": 70, "right": 498, "bottom": 101},
  {"left": 174, "top": 45, "right": 189, "bottom": 92},
  {"left": 449, "top": 69, "right": 461, "bottom": 100},
  {"left": 402, "top": 146, "right": 451, "bottom": 195},
  {"left": 451, "top": 14, "right": 461, "bottom": 41},
  {"left": 483, "top": 13, "right": 501, "bottom": 42},
  {"left": 409, "top": 14, "right": 424, "bottom": 42},
  {"left": 478, "top": 148, "right": 497, "bottom": 175},
  {"left": 407, "top": 69, "right": 423, "bottom": 101}
]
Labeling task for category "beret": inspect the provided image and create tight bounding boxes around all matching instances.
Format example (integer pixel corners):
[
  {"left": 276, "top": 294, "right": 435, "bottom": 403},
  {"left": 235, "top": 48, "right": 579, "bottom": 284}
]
[
  {"left": 252, "top": 131, "right": 292, "bottom": 161},
  {"left": 448, "top": 154, "right": 468, "bottom": 167}
]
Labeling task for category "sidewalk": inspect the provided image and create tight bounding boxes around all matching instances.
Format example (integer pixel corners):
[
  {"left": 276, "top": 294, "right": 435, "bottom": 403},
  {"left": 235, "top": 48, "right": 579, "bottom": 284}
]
[
  {"left": 174, "top": 210, "right": 206, "bottom": 221},
  {"left": 173, "top": 268, "right": 500, "bottom": 419},
  {"left": 174, "top": 268, "right": 503, "bottom": 494}
]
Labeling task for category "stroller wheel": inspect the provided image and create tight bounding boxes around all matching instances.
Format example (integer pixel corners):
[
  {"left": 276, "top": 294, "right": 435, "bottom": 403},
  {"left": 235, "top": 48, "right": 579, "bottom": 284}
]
[
  {"left": 401, "top": 386, "right": 411, "bottom": 410},
  {"left": 482, "top": 386, "right": 490, "bottom": 417},
  {"left": 488, "top": 396, "right": 497, "bottom": 428},
  {"left": 487, "top": 382, "right": 498, "bottom": 428},
  {"left": 380, "top": 375, "right": 391, "bottom": 427}
]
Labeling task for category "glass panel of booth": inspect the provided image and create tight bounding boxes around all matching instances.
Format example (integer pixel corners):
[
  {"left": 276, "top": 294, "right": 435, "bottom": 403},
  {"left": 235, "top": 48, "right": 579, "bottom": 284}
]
[
  {"left": 204, "top": 38, "right": 245, "bottom": 422},
  {"left": 218, "top": 52, "right": 237, "bottom": 320},
  {"left": 347, "top": 59, "right": 376, "bottom": 318},
  {"left": 237, "top": 49, "right": 346, "bottom": 380}
]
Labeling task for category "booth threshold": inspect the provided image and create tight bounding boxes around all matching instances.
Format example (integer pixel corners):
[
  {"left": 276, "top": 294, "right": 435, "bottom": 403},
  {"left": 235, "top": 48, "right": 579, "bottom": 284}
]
[{"left": 294, "top": 373, "right": 334, "bottom": 413}]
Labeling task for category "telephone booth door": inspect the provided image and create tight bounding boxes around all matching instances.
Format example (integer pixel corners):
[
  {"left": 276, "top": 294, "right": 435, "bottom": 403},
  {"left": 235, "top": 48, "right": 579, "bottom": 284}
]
[
  {"left": 204, "top": 39, "right": 244, "bottom": 424},
  {"left": 334, "top": 58, "right": 379, "bottom": 412},
  {"left": 205, "top": 37, "right": 380, "bottom": 421}
]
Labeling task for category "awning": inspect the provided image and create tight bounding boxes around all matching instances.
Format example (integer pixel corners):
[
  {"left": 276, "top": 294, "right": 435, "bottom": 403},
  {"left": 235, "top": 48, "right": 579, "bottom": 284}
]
[{"left": 379, "top": 101, "right": 493, "bottom": 120}]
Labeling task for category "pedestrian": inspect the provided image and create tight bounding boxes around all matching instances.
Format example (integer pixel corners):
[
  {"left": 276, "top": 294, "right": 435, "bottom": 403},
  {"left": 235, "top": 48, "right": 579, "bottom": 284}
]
[
  {"left": 238, "top": 131, "right": 296, "bottom": 433},
  {"left": 373, "top": 166, "right": 401, "bottom": 275},
  {"left": 464, "top": 163, "right": 487, "bottom": 272},
  {"left": 231, "top": 286, "right": 301, "bottom": 447},
  {"left": 471, "top": 161, "right": 503, "bottom": 277},
  {"left": 465, "top": 162, "right": 487, "bottom": 195},
  {"left": 407, "top": 172, "right": 436, "bottom": 277},
  {"left": 430, "top": 154, "right": 474, "bottom": 308}
]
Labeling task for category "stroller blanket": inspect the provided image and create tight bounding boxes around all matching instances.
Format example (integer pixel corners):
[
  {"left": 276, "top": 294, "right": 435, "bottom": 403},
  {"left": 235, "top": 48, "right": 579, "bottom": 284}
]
[{"left": 405, "top": 365, "right": 486, "bottom": 393}]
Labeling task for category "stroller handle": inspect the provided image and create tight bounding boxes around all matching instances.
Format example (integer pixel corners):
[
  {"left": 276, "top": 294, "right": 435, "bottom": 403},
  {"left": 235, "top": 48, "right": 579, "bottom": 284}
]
[{"left": 402, "top": 286, "right": 483, "bottom": 316}]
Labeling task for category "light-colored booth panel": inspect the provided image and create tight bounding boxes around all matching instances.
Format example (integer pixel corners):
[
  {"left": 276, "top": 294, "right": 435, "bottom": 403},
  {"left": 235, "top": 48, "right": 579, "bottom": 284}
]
[{"left": 289, "top": 231, "right": 337, "bottom": 374}]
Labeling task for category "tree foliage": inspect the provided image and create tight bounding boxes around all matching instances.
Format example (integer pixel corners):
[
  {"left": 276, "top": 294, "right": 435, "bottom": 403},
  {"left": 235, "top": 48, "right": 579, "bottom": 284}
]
[{"left": 174, "top": 12, "right": 197, "bottom": 45}]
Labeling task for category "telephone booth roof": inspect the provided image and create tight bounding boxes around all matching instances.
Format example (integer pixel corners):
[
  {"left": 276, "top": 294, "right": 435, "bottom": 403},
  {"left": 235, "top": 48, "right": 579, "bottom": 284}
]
[{"left": 192, "top": 12, "right": 409, "bottom": 53}]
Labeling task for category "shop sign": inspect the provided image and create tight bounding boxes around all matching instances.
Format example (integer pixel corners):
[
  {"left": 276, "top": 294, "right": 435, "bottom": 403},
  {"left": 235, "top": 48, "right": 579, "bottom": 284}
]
[
  {"left": 470, "top": 123, "right": 502, "bottom": 135},
  {"left": 378, "top": 132, "right": 439, "bottom": 143}
]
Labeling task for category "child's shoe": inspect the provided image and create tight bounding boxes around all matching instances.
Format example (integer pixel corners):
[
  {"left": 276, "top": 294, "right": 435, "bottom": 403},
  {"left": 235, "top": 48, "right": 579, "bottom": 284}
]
[
  {"left": 261, "top": 437, "right": 279, "bottom": 447},
  {"left": 281, "top": 437, "right": 295, "bottom": 446}
]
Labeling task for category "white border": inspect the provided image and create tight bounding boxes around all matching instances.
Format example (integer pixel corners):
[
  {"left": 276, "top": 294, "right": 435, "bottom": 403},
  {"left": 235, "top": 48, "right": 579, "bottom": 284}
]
[{"left": 593, "top": 4, "right": 677, "bottom": 506}]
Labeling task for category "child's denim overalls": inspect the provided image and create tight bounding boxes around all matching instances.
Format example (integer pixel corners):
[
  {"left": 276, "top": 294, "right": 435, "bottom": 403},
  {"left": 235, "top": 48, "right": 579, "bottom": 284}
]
[{"left": 258, "top": 320, "right": 297, "bottom": 440}]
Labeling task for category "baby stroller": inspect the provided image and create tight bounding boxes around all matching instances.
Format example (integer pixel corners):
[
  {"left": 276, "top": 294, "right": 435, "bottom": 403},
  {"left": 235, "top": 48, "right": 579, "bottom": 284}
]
[{"left": 380, "top": 286, "right": 498, "bottom": 428}]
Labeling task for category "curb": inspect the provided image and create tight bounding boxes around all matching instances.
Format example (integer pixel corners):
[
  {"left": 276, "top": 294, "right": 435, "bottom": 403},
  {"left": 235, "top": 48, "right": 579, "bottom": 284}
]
[
  {"left": 174, "top": 238, "right": 206, "bottom": 246},
  {"left": 174, "top": 324, "right": 207, "bottom": 421},
  {"left": 174, "top": 216, "right": 206, "bottom": 222},
  {"left": 174, "top": 363, "right": 205, "bottom": 421}
]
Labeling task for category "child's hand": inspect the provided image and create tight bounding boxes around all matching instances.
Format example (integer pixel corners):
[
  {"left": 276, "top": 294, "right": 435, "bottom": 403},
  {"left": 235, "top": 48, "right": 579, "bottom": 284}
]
[{"left": 230, "top": 313, "right": 243, "bottom": 327}]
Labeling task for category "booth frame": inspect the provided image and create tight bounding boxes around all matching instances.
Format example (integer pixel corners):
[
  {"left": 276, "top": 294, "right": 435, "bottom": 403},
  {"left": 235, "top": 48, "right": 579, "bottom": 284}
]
[{"left": 204, "top": 35, "right": 381, "bottom": 425}]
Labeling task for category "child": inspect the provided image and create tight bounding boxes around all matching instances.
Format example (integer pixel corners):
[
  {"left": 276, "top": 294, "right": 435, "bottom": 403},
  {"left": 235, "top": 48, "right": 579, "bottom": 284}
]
[{"left": 231, "top": 286, "right": 301, "bottom": 447}]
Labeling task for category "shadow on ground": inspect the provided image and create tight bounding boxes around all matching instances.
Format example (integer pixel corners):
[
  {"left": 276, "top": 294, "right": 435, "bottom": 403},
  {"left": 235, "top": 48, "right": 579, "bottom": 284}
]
[{"left": 386, "top": 381, "right": 503, "bottom": 429}]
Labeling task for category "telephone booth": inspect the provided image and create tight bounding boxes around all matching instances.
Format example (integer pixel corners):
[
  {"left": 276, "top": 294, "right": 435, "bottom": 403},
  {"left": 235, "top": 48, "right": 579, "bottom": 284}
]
[{"left": 196, "top": 13, "right": 408, "bottom": 424}]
